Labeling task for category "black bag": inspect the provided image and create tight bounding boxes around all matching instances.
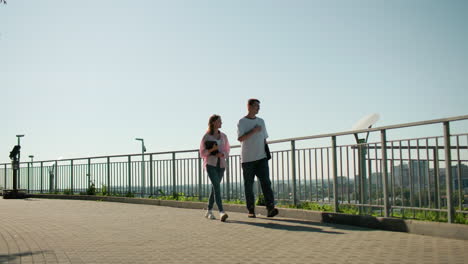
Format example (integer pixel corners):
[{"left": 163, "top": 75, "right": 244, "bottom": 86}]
[
  {"left": 205, "top": 140, "right": 219, "bottom": 156},
  {"left": 265, "top": 143, "right": 271, "bottom": 160}
]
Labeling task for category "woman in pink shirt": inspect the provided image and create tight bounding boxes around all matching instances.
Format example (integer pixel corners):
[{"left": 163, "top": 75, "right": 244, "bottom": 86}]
[{"left": 199, "top": 114, "right": 230, "bottom": 222}]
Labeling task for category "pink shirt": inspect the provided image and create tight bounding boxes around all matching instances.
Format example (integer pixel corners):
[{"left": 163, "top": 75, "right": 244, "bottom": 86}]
[{"left": 199, "top": 131, "right": 230, "bottom": 169}]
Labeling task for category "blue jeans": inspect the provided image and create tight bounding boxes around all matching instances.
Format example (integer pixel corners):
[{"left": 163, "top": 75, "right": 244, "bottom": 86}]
[
  {"left": 206, "top": 165, "right": 225, "bottom": 212},
  {"left": 242, "top": 158, "right": 275, "bottom": 212}
]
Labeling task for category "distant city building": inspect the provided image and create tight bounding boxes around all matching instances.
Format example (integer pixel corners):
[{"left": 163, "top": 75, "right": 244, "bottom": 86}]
[
  {"left": 392, "top": 160, "right": 429, "bottom": 188},
  {"left": 391, "top": 161, "right": 468, "bottom": 194}
]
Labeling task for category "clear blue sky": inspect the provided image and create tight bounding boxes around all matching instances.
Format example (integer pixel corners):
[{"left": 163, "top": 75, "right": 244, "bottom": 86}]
[{"left": 1, "top": 0, "right": 467, "bottom": 163}]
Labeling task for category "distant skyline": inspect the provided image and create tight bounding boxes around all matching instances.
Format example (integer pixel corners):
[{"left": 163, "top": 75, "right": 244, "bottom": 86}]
[{"left": 1, "top": 0, "right": 467, "bottom": 163}]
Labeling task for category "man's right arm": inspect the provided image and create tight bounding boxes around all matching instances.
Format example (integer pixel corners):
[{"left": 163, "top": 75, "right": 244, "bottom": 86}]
[{"left": 238, "top": 126, "right": 262, "bottom": 142}]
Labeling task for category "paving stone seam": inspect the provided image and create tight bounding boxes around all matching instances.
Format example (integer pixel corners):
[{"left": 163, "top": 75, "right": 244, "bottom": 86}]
[
  {"left": 1, "top": 217, "right": 23, "bottom": 259},
  {"left": 16, "top": 216, "right": 60, "bottom": 264},
  {"left": 3, "top": 215, "right": 64, "bottom": 264},
  {"left": 2, "top": 216, "right": 52, "bottom": 264}
]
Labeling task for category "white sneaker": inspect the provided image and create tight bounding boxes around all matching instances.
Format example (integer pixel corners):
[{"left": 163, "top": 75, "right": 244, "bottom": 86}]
[
  {"left": 220, "top": 212, "right": 228, "bottom": 222},
  {"left": 205, "top": 210, "right": 216, "bottom": 220}
]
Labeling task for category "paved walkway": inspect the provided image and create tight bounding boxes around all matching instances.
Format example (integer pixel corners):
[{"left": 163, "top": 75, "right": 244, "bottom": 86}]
[{"left": 0, "top": 198, "right": 467, "bottom": 264}]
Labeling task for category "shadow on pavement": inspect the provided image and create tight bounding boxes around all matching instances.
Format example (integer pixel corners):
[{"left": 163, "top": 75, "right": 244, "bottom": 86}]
[
  {"left": 228, "top": 219, "right": 344, "bottom": 234},
  {"left": 0, "top": 250, "right": 52, "bottom": 263},
  {"left": 264, "top": 217, "right": 376, "bottom": 232}
]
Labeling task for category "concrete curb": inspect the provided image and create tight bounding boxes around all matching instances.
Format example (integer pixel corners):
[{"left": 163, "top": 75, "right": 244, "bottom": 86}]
[{"left": 28, "top": 194, "right": 468, "bottom": 240}]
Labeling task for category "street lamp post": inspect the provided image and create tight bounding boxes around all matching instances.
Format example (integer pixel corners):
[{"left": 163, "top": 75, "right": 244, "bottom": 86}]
[
  {"left": 135, "top": 138, "right": 146, "bottom": 197},
  {"left": 351, "top": 114, "right": 379, "bottom": 214},
  {"left": 28, "top": 155, "right": 34, "bottom": 193},
  {"left": 16, "top": 135, "right": 24, "bottom": 188}
]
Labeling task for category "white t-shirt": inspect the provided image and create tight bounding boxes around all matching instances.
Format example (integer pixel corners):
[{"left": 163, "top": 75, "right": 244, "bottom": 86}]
[{"left": 237, "top": 116, "right": 269, "bottom": 163}]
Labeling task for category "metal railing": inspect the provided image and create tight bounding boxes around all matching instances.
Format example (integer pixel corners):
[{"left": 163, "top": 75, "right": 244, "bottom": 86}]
[{"left": 1, "top": 115, "right": 467, "bottom": 223}]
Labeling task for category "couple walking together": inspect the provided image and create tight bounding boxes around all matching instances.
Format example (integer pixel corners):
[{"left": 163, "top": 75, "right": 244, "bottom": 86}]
[{"left": 199, "top": 98, "right": 279, "bottom": 222}]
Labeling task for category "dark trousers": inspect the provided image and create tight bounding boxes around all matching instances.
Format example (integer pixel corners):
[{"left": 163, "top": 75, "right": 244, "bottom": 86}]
[{"left": 242, "top": 158, "right": 275, "bottom": 212}]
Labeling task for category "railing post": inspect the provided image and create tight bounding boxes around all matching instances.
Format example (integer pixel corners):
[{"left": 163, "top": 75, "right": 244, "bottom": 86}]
[
  {"left": 434, "top": 142, "right": 441, "bottom": 209},
  {"left": 149, "top": 154, "right": 153, "bottom": 196},
  {"left": 70, "top": 160, "right": 74, "bottom": 194},
  {"left": 291, "top": 140, "right": 297, "bottom": 206},
  {"left": 3, "top": 164, "right": 6, "bottom": 190},
  {"left": 27, "top": 162, "right": 30, "bottom": 193},
  {"left": 87, "top": 158, "right": 91, "bottom": 189},
  {"left": 128, "top": 156, "right": 132, "bottom": 194},
  {"left": 49, "top": 163, "right": 53, "bottom": 193},
  {"left": 31, "top": 162, "right": 34, "bottom": 193},
  {"left": 141, "top": 154, "right": 145, "bottom": 197},
  {"left": 456, "top": 136, "right": 462, "bottom": 211},
  {"left": 54, "top": 160, "right": 58, "bottom": 192},
  {"left": 331, "top": 136, "right": 339, "bottom": 212},
  {"left": 226, "top": 156, "right": 230, "bottom": 201},
  {"left": 198, "top": 152, "right": 202, "bottom": 201},
  {"left": 443, "top": 122, "right": 454, "bottom": 223},
  {"left": 40, "top": 162, "right": 43, "bottom": 193},
  {"left": 172, "top": 152, "right": 176, "bottom": 196},
  {"left": 107, "top": 157, "right": 111, "bottom": 194},
  {"left": 380, "top": 130, "right": 390, "bottom": 217}
]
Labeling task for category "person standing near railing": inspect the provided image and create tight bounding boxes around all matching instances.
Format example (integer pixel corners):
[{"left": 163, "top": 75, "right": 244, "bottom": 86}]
[
  {"left": 199, "top": 114, "right": 230, "bottom": 222},
  {"left": 237, "top": 98, "right": 278, "bottom": 218}
]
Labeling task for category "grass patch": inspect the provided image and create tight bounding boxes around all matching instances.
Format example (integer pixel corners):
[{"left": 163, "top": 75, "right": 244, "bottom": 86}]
[{"left": 224, "top": 199, "right": 245, "bottom": 205}]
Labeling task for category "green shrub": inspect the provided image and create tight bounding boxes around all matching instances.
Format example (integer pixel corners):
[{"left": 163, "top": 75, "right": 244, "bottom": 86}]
[
  {"left": 455, "top": 213, "right": 468, "bottom": 224},
  {"left": 292, "top": 202, "right": 333, "bottom": 212},
  {"left": 86, "top": 182, "right": 96, "bottom": 195},
  {"left": 256, "top": 194, "right": 266, "bottom": 206},
  {"left": 224, "top": 199, "right": 245, "bottom": 205},
  {"left": 339, "top": 204, "right": 359, "bottom": 215},
  {"left": 101, "top": 184, "right": 108, "bottom": 196},
  {"left": 172, "top": 192, "right": 183, "bottom": 200},
  {"left": 63, "top": 189, "right": 73, "bottom": 195}
]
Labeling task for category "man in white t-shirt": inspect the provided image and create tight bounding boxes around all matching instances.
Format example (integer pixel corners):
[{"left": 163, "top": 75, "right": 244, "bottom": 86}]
[{"left": 237, "top": 98, "right": 278, "bottom": 218}]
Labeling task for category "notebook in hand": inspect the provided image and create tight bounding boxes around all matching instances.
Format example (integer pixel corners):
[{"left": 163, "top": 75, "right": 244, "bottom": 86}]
[{"left": 205, "top": 141, "right": 219, "bottom": 155}]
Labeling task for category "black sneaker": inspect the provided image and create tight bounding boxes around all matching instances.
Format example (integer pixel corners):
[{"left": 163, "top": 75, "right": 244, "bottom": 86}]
[
  {"left": 248, "top": 209, "right": 256, "bottom": 218},
  {"left": 267, "top": 208, "right": 279, "bottom": 217}
]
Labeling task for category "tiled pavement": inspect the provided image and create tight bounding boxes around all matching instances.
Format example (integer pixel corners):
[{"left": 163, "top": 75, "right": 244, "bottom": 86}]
[{"left": 0, "top": 198, "right": 467, "bottom": 264}]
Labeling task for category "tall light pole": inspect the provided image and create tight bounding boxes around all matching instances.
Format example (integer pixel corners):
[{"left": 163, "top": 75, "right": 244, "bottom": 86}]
[
  {"left": 16, "top": 135, "right": 24, "bottom": 188},
  {"left": 28, "top": 155, "right": 34, "bottom": 193},
  {"left": 135, "top": 138, "right": 146, "bottom": 196},
  {"left": 351, "top": 114, "right": 379, "bottom": 214}
]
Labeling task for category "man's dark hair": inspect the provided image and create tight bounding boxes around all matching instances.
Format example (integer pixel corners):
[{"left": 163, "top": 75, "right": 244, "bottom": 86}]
[{"left": 248, "top": 98, "right": 260, "bottom": 106}]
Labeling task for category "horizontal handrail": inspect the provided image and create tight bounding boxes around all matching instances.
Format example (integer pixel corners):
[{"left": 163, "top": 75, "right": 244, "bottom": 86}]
[
  {"left": 268, "top": 114, "right": 468, "bottom": 144},
  {"left": 2, "top": 114, "right": 467, "bottom": 165}
]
